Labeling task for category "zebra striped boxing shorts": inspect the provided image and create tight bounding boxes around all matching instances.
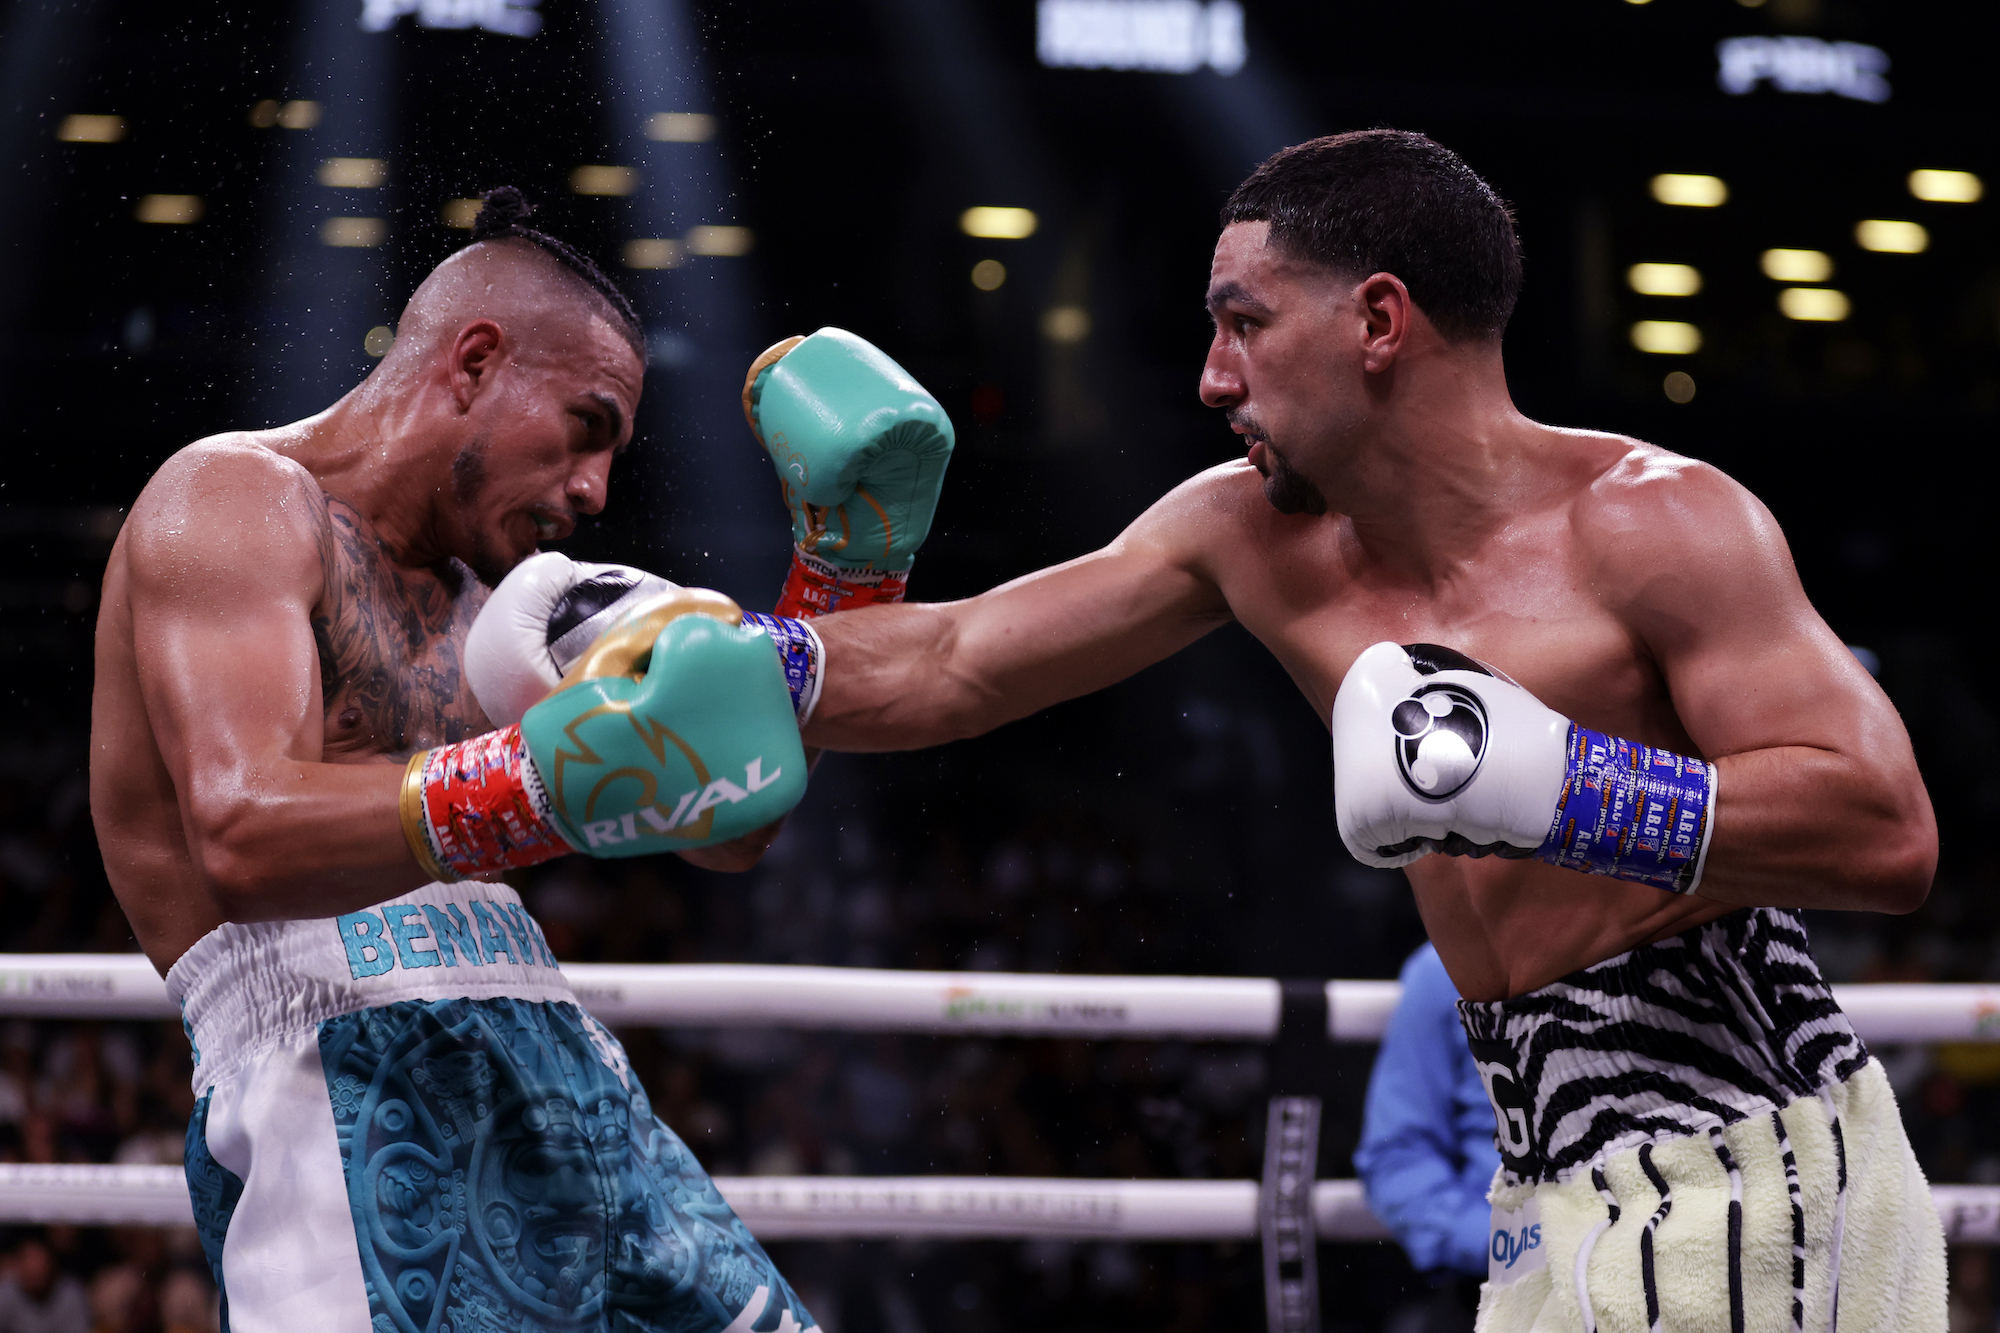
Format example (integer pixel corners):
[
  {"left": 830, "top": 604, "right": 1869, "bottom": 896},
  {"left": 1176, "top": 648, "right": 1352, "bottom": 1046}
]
[
  {"left": 168, "top": 880, "right": 819, "bottom": 1333},
  {"left": 1461, "top": 907, "right": 1944, "bottom": 1333}
]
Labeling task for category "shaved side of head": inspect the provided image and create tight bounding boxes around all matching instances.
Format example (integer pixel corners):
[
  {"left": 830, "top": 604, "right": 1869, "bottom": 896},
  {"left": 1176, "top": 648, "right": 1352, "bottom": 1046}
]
[{"left": 383, "top": 237, "right": 646, "bottom": 383}]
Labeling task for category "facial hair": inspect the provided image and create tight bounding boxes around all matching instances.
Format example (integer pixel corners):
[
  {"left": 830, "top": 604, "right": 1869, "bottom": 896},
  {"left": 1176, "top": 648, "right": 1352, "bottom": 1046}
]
[
  {"left": 1231, "top": 410, "right": 1327, "bottom": 517},
  {"left": 449, "top": 437, "right": 512, "bottom": 586}
]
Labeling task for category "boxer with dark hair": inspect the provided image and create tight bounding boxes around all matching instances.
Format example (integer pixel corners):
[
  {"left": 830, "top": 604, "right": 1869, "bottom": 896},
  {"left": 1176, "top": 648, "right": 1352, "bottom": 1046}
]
[
  {"left": 88, "top": 191, "right": 955, "bottom": 1333},
  {"left": 791, "top": 130, "right": 1946, "bottom": 1329}
]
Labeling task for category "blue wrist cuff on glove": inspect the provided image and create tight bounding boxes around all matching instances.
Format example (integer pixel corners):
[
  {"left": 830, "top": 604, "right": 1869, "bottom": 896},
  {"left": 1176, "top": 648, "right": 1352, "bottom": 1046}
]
[
  {"left": 742, "top": 612, "right": 824, "bottom": 724},
  {"left": 1535, "top": 724, "right": 1715, "bottom": 894}
]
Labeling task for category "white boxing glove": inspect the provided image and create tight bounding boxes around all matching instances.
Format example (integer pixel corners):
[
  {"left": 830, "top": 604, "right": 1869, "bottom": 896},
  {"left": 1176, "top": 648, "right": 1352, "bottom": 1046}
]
[
  {"left": 466, "top": 552, "right": 678, "bottom": 726},
  {"left": 1332, "top": 641, "right": 1718, "bottom": 894},
  {"left": 1332, "top": 642, "right": 1570, "bottom": 869}
]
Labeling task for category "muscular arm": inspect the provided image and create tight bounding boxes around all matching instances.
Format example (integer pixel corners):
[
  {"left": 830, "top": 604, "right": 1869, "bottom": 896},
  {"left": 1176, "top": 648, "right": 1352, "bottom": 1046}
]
[
  {"left": 804, "top": 476, "right": 1237, "bottom": 751},
  {"left": 125, "top": 444, "right": 430, "bottom": 918},
  {"left": 1601, "top": 457, "right": 1935, "bottom": 912}
]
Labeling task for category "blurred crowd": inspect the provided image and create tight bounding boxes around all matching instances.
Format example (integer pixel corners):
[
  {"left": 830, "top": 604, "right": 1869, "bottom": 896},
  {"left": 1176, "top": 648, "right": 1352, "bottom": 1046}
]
[{"left": 7, "top": 700, "right": 2000, "bottom": 1329}]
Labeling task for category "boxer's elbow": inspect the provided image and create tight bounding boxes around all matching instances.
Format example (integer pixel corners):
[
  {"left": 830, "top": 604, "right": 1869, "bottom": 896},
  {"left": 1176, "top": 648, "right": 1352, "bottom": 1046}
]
[
  {"left": 185, "top": 787, "right": 293, "bottom": 913},
  {"left": 1858, "top": 806, "right": 1937, "bottom": 915},
  {"left": 929, "top": 680, "right": 1011, "bottom": 745}
]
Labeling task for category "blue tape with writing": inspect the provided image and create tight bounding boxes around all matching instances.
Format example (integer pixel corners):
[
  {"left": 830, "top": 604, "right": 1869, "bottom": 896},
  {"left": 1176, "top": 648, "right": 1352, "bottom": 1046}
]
[
  {"left": 1535, "top": 723, "right": 1714, "bottom": 894},
  {"left": 741, "top": 611, "right": 821, "bottom": 721}
]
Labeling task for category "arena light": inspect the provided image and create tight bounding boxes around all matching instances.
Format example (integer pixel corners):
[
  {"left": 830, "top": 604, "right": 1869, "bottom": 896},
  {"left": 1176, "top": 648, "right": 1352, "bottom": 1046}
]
[
  {"left": 1042, "top": 306, "right": 1091, "bottom": 342},
  {"left": 321, "top": 216, "right": 386, "bottom": 248},
  {"left": 317, "top": 157, "right": 386, "bottom": 188},
  {"left": 277, "top": 100, "right": 322, "bottom": 130},
  {"left": 359, "top": 0, "right": 542, "bottom": 36},
  {"left": 571, "top": 165, "right": 639, "bottom": 196},
  {"left": 970, "top": 259, "right": 1006, "bottom": 290},
  {"left": 135, "top": 195, "right": 202, "bottom": 225},
  {"left": 440, "top": 198, "right": 480, "bottom": 229},
  {"left": 1650, "top": 174, "right": 1727, "bottom": 207},
  {"left": 624, "top": 238, "right": 685, "bottom": 269},
  {"left": 1855, "top": 219, "right": 1928, "bottom": 254},
  {"left": 646, "top": 112, "right": 716, "bottom": 142},
  {"left": 1778, "top": 287, "right": 1850, "bottom": 321},
  {"left": 1627, "top": 262, "right": 1701, "bottom": 296},
  {"left": 1908, "top": 169, "right": 1982, "bottom": 203},
  {"left": 960, "top": 206, "right": 1039, "bottom": 239},
  {"left": 57, "top": 114, "right": 125, "bottom": 143},
  {"left": 1630, "top": 320, "right": 1701, "bottom": 354},
  {"left": 1037, "top": 0, "right": 1246, "bottom": 75},
  {"left": 1760, "top": 248, "right": 1832, "bottom": 282},
  {"left": 1715, "top": 35, "right": 1890, "bottom": 103},
  {"left": 684, "top": 226, "right": 754, "bottom": 257}
]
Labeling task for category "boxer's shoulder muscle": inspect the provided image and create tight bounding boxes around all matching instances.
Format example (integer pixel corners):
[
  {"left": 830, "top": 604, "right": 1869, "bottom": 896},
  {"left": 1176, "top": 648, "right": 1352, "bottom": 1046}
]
[
  {"left": 312, "top": 499, "right": 489, "bottom": 760},
  {"left": 121, "top": 434, "right": 328, "bottom": 605},
  {"left": 1566, "top": 437, "right": 1798, "bottom": 631},
  {"left": 1126, "top": 459, "right": 1298, "bottom": 572},
  {"left": 1572, "top": 439, "right": 1764, "bottom": 542}
]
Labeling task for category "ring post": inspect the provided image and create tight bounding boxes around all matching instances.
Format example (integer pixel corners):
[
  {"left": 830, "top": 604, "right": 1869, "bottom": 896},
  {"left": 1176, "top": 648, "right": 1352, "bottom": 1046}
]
[{"left": 1263, "top": 979, "right": 1330, "bottom": 1333}]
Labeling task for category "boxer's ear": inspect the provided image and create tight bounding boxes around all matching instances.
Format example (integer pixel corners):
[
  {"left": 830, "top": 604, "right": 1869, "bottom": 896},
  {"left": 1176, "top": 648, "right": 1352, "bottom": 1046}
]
[
  {"left": 448, "top": 318, "right": 506, "bottom": 410},
  {"left": 1355, "top": 273, "right": 1413, "bottom": 374}
]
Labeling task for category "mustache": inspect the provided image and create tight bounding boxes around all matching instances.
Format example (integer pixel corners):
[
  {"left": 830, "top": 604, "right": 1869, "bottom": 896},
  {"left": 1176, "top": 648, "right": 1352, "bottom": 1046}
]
[{"left": 1226, "top": 409, "right": 1267, "bottom": 440}]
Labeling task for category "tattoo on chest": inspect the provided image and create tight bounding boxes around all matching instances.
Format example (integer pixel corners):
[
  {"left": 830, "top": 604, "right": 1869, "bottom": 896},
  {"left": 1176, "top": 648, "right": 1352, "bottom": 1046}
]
[{"left": 311, "top": 497, "right": 491, "bottom": 757}]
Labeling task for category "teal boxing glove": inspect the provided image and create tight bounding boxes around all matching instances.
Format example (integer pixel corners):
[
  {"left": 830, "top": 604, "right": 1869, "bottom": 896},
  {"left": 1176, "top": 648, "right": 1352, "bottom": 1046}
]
[
  {"left": 742, "top": 327, "right": 955, "bottom": 618},
  {"left": 523, "top": 589, "right": 808, "bottom": 855},
  {"left": 399, "top": 589, "right": 808, "bottom": 878}
]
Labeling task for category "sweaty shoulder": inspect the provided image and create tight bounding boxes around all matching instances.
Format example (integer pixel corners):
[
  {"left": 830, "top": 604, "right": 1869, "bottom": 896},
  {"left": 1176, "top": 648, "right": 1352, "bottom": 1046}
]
[
  {"left": 1565, "top": 433, "right": 1796, "bottom": 618},
  {"left": 1121, "top": 459, "right": 1274, "bottom": 555},
  {"left": 123, "top": 433, "right": 329, "bottom": 600}
]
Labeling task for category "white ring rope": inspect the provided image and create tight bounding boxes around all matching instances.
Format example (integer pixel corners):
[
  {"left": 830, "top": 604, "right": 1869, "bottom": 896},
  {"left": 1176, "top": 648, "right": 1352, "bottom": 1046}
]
[
  {"left": 0, "top": 1165, "right": 1995, "bottom": 1245},
  {"left": 3, "top": 955, "right": 1997, "bottom": 1042},
  {"left": 5, "top": 956, "right": 1995, "bottom": 1243}
]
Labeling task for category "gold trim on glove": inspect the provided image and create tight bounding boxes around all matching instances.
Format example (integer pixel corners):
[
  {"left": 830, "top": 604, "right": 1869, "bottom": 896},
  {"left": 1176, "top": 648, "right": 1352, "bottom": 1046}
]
[
  {"left": 740, "top": 334, "right": 805, "bottom": 441},
  {"left": 399, "top": 750, "right": 458, "bottom": 884},
  {"left": 567, "top": 587, "right": 745, "bottom": 685}
]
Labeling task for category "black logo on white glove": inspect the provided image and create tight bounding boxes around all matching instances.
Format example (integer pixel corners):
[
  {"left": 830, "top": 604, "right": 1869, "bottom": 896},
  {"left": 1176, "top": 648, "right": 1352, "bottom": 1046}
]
[{"left": 1390, "top": 683, "right": 1489, "bottom": 801}]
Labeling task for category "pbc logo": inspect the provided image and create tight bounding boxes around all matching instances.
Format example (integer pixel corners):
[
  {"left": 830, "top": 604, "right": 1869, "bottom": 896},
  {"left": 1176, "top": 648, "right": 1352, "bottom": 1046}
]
[{"left": 1390, "top": 683, "right": 1489, "bottom": 800}]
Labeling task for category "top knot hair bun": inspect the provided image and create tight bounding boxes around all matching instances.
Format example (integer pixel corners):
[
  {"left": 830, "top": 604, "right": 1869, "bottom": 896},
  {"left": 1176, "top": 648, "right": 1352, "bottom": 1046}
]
[{"left": 470, "top": 186, "right": 536, "bottom": 242}]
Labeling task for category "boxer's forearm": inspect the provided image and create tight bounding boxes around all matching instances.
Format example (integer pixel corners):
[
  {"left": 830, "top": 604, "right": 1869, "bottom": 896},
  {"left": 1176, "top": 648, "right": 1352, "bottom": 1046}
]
[
  {"left": 183, "top": 759, "right": 435, "bottom": 918},
  {"left": 806, "top": 543, "right": 1229, "bottom": 751},
  {"left": 1693, "top": 745, "right": 1936, "bottom": 912},
  {"left": 804, "top": 602, "right": 996, "bottom": 749}
]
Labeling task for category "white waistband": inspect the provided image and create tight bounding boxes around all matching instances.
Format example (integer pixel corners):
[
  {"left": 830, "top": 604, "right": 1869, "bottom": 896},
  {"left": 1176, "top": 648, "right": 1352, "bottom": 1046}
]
[{"left": 166, "top": 881, "right": 575, "bottom": 1088}]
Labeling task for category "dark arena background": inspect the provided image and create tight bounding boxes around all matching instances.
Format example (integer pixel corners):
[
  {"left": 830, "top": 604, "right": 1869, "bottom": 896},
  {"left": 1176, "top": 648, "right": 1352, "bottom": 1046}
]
[{"left": 2, "top": 0, "right": 1998, "bottom": 1329}]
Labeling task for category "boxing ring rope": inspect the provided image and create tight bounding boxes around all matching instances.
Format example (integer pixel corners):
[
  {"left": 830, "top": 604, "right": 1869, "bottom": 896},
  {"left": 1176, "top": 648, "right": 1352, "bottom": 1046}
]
[
  {"left": 4, "top": 955, "right": 1999, "bottom": 1246},
  {"left": 8, "top": 954, "right": 2000, "bottom": 1042},
  {"left": 5, "top": 1164, "right": 1998, "bottom": 1246}
]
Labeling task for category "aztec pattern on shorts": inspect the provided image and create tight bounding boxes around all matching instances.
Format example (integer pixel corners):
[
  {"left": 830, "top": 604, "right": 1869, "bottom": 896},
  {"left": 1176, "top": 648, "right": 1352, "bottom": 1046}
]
[
  {"left": 319, "top": 995, "right": 817, "bottom": 1333},
  {"left": 184, "top": 1090, "right": 245, "bottom": 1331},
  {"left": 1458, "top": 907, "right": 1868, "bottom": 1187}
]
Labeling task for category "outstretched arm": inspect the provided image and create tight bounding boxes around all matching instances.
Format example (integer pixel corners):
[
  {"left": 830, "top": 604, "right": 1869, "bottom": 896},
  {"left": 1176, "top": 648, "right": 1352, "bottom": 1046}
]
[
  {"left": 122, "top": 444, "right": 429, "bottom": 919},
  {"left": 1609, "top": 459, "right": 1935, "bottom": 911},
  {"left": 805, "top": 478, "right": 1236, "bottom": 751}
]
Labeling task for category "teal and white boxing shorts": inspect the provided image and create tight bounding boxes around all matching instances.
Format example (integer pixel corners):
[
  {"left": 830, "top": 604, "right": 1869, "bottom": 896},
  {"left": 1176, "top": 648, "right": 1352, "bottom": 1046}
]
[{"left": 167, "top": 881, "right": 818, "bottom": 1333}]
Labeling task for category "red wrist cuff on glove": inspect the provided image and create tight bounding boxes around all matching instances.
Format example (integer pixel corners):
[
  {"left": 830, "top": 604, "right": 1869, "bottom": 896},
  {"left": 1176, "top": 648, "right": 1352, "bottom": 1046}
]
[
  {"left": 776, "top": 545, "right": 909, "bottom": 620},
  {"left": 400, "top": 724, "right": 574, "bottom": 882}
]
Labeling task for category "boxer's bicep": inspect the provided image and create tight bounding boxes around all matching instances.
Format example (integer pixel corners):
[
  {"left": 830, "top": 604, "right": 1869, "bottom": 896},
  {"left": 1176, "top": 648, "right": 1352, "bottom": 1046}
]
[
  {"left": 956, "top": 535, "right": 1228, "bottom": 710},
  {"left": 809, "top": 522, "right": 1226, "bottom": 749},
  {"left": 1602, "top": 463, "right": 1933, "bottom": 906},
  {"left": 125, "top": 448, "right": 327, "bottom": 836},
  {"left": 1620, "top": 471, "right": 1889, "bottom": 761}
]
